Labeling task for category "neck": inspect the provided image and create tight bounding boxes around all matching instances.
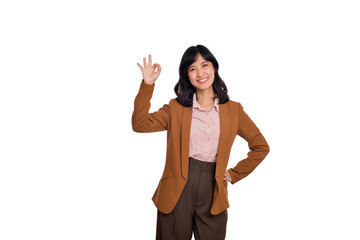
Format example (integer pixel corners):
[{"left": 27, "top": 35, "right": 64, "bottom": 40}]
[{"left": 196, "top": 88, "right": 216, "bottom": 106}]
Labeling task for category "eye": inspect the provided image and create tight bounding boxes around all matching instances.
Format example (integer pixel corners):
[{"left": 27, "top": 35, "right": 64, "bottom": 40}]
[
  {"left": 189, "top": 68, "right": 195, "bottom": 72},
  {"left": 203, "top": 64, "right": 208, "bottom": 67}
]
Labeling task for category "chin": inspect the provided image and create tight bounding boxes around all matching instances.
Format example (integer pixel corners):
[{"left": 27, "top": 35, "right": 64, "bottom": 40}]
[{"left": 196, "top": 85, "right": 213, "bottom": 91}]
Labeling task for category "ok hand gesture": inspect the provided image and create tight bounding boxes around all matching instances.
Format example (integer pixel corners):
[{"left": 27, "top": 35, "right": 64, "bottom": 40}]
[{"left": 137, "top": 54, "right": 162, "bottom": 85}]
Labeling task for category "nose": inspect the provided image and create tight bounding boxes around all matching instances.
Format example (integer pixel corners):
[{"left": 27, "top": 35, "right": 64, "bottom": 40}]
[{"left": 197, "top": 68, "right": 204, "bottom": 77}]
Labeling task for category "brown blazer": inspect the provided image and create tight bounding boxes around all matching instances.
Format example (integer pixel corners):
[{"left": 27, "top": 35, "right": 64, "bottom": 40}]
[{"left": 132, "top": 80, "right": 270, "bottom": 215}]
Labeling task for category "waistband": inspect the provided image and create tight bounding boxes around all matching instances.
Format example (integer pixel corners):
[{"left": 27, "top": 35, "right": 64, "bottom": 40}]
[{"left": 189, "top": 157, "right": 216, "bottom": 174}]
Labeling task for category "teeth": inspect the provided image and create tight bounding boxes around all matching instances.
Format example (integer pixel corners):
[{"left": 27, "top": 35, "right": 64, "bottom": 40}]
[{"left": 199, "top": 78, "right": 207, "bottom": 82}]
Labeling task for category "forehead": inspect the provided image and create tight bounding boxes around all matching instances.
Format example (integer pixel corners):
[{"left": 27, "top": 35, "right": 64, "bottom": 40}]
[
  {"left": 189, "top": 53, "right": 208, "bottom": 68},
  {"left": 193, "top": 52, "right": 206, "bottom": 63}
]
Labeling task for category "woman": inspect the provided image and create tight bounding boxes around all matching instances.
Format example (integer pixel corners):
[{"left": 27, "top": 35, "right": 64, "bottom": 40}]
[{"left": 132, "top": 45, "right": 270, "bottom": 240}]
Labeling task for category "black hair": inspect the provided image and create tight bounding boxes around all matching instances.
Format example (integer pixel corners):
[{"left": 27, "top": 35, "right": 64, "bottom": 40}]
[{"left": 174, "top": 44, "right": 230, "bottom": 107}]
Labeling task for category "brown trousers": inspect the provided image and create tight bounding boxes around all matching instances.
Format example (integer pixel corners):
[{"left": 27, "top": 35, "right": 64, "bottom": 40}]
[{"left": 156, "top": 157, "right": 228, "bottom": 240}]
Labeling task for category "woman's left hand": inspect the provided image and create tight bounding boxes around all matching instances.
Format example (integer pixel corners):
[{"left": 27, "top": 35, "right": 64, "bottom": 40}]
[{"left": 223, "top": 170, "right": 232, "bottom": 182}]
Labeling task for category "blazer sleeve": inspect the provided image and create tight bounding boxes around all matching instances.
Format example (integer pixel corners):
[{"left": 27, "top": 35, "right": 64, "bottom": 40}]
[
  {"left": 228, "top": 102, "right": 270, "bottom": 184},
  {"left": 132, "top": 79, "right": 171, "bottom": 133}
]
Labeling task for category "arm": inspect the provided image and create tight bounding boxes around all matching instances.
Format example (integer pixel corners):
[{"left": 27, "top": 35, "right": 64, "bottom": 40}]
[
  {"left": 227, "top": 103, "right": 270, "bottom": 184},
  {"left": 132, "top": 54, "right": 170, "bottom": 132},
  {"left": 132, "top": 79, "right": 170, "bottom": 132}
]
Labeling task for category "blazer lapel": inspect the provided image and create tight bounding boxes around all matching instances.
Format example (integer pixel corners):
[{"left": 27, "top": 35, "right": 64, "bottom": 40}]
[
  {"left": 180, "top": 106, "right": 192, "bottom": 180},
  {"left": 215, "top": 102, "right": 230, "bottom": 178}
]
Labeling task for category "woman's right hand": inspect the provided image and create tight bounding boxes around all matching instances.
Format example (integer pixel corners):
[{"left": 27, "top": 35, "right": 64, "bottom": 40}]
[{"left": 137, "top": 54, "right": 162, "bottom": 85}]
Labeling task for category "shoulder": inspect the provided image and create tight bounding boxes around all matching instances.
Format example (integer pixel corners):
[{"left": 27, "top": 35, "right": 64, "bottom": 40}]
[
  {"left": 224, "top": 99, "right": 244, "bottom": 110},
  {"left": 167, "top": 98, "right": 190, "bottom": 110}
]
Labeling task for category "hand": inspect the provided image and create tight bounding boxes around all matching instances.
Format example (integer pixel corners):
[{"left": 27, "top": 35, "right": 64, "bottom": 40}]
[
  {"left": 137, "top": 54, "right": 162, "bottom": 85},
  {"left": 223, "top": 170, "right": 232, "bottom": 182}
]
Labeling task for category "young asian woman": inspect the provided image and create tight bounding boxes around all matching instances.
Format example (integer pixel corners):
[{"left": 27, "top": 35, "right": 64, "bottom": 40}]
[{"left": 132, "top": 45, "right": 270, "bottom": 240}]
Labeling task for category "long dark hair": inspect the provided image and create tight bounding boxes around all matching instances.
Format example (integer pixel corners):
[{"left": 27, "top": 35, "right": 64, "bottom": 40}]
[{"left": 174, "top": 45, "right": 230, "bottom": 107}]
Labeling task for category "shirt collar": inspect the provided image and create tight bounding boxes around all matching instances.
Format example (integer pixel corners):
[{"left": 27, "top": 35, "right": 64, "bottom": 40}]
[{"left": 192, "top": 92, "right": 220, "bottom": 112}]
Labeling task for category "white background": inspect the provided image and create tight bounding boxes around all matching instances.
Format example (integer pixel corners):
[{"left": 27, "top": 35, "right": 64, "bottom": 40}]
[{"left": 1, "top": 0, "right": 359, "bottom": 239}]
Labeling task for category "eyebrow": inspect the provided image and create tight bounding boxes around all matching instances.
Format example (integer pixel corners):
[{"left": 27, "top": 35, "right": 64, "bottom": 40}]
[{"left": 188, "top": 61, "right": 208, "bottom": 69}]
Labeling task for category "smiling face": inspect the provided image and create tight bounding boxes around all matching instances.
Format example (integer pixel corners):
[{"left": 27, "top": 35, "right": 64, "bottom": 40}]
[{"left": 187, "top": 52, "right": 215, "bottom": 91}]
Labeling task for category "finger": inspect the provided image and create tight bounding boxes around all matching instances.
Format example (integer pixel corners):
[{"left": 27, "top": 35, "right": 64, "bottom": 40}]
[
  {"left": 137, "top": 62, "right": 143, "bottom": 70},
  {"left": 143, "top": 57, "right": 147, "bottom": 67},
  {"left": 154, "top": 63, "right": 161, "bottom": 72},
  {"left": 148, "top": 54, "right": 152, "bottom": 66}
]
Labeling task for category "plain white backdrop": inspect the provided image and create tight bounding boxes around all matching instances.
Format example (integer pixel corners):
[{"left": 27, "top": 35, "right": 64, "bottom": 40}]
[{"left": 1, "top": 0, "right": 359, "bottom": 239}]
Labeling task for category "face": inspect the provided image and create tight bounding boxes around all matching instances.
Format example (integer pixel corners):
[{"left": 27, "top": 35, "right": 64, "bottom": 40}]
[{"left": 187, "top": 53, "right": 215, "bottom": 91}]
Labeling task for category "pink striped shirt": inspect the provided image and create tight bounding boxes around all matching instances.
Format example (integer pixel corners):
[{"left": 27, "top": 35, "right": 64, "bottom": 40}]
[{"left": 189, "top": 92, "right": 220, "bottom": 162}]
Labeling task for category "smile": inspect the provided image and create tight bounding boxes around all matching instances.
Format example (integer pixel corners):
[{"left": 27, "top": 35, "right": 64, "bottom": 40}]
[{"left": 198, "top": 78, "right": 208, "bottom": 83}]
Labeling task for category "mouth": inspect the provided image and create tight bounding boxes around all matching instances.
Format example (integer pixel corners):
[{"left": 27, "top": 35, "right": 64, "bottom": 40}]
[{"left": 197, "top": 77, "right": 208, "bottom": 84}]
